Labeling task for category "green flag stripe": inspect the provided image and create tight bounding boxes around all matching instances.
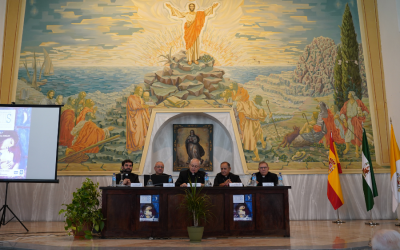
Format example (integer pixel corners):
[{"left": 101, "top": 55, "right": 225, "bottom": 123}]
[
  {"left": 362, "top": 175, "right": 375, "bottom": 211},
  {"left": 362, "top": 128, "right": 378, "bottom": 197}
]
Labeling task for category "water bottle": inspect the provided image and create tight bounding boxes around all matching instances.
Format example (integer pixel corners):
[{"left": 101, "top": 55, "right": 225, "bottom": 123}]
[
  {"left": 205, "top": 173, "right": 210, "bottom": 187},
  {"left": 112, "top": 173, "right": 116, "bottom": 187},
  {"left": 168, "top": 175, "right": 173, "bottom": 183},
  {"left": 278, "top": 173, "right": 284, "bottom": 186},
  {"left": 251, "top": 173, "right": 257, "bottom": 186}
]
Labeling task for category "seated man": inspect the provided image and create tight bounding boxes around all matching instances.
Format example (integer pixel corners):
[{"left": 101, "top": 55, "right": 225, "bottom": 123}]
[
  {"left": 255, "top": 161, "right": 278, "bottom": 186},
  {"left": 175, "top": 159, "right": 205, "bottom": 187},
  {"left": 145, "top": 161, "right": 170, "bottom": 186},
  {"left": 213, "top": 162, "right": 242, "bottom": 187},
  {"left": 116, "top": 159, "right": 139, "bottom": 186}
]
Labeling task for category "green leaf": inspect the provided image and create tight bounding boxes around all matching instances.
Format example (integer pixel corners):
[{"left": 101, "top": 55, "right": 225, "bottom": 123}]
[
  {"left": 100, "top": 221, "right": 105, "bottom": 231},
  {"left": 84, "top": 234, "right": 93, "bottom": 240},
  {"left": 94, "top": 224, "right": 99, "bottom": 232}
]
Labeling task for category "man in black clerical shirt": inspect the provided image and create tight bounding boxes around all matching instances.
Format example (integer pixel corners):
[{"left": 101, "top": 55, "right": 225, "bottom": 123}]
[
  {"left": 255, "top": 161, "right": 278, "bottom": 186},
  {"left": 116, "top": 159, "right": 140, "bottom": 185},
  {"left": 214, "top": 162, "right": 242, "bottom": 187},
  {"left": 175, "top": 159, "right": 205, "bottom": 187},
  {"left": 147, "top": 161, "right": 170, "bottom": 185}
]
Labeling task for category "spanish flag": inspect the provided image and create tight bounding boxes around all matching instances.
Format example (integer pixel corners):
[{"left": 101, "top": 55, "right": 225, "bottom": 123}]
[
  {"left": 327, "top": 132, "right": 344, "bottom": 210},
  {"left": 390, "top": 124, "right": 400, "bottom": 213}
]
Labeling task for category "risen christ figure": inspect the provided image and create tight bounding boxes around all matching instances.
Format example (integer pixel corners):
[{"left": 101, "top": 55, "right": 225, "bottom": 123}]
[{"left": 166, "top": 2, "right": 219, "bottom": 65}]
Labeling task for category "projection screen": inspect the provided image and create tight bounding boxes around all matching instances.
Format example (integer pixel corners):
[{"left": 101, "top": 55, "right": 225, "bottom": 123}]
[{"left": 0, "top": 105, "right": 60, "bottom": 183}]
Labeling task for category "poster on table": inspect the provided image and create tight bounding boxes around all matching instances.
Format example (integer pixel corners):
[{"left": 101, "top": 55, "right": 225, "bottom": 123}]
[
  {"left": 233, "top": 194, "right": 253, "bottom": 221},
  {"left": 139, "top": 195, "right": 159, "bottom": 222}
]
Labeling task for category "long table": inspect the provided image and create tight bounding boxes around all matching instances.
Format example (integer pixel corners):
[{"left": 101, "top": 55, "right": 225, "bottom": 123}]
[{"left": 100, "top": 186, "right": 291, "bottom": 238}]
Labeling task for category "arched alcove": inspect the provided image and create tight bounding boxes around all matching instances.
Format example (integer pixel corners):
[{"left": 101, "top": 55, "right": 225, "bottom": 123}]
[{"left": 139, "top": 109, "right": 247, "bottom": 178}]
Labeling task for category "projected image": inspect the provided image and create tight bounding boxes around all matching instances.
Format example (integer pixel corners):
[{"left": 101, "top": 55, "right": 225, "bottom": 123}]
[{"left": 0, "top": 108, "right": 32, "bottom": 179}]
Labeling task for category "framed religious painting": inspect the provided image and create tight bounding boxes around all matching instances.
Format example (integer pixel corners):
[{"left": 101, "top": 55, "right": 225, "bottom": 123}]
[{"left": 173, "top": 124, "right": 213, "bottom": 172}]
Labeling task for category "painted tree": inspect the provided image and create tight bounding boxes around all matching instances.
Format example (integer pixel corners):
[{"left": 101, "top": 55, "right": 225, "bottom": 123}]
[
  {"left": 339, "top": 3, "right": 362, "bottom": 101},
  {"left": 333, "top": 45, "right": 344, "bottom": 110}
]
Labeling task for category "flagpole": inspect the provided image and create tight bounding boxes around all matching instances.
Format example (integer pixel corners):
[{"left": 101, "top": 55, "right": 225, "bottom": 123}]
[
  {"left": 365, "top": 209, "right": 379, "bottom": 226},
  {"left": 329, "top": 131, "right": 345, "bottom": 224},
  {"left": 332, "top": 208, "right": 345, "bottom": 224}
]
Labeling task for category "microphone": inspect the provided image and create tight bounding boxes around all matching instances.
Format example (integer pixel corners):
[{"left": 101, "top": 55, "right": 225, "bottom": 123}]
[{"left": 120, "top": 169, "right": 129, "bottom": 180}]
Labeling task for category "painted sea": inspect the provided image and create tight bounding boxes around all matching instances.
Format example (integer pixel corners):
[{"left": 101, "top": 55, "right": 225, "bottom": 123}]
[{"left": 18, "top": 66, "right": 296, "bottom": 97}]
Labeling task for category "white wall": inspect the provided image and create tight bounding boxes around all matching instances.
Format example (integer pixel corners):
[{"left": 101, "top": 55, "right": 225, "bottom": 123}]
[
  {"left": 0, "top": 0, "right": 7, "bottom": 70},
  {"left": 378, "top": 0, "right": 400, "bottom": 139}
]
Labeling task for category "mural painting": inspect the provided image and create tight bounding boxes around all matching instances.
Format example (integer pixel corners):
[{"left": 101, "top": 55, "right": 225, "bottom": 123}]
[{"left": 14, "top": 0, "right": 377, "bottom": 173}]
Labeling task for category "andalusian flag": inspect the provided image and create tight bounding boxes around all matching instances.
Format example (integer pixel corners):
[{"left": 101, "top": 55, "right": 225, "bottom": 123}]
[
  {"left": 361, "top": 128, "right": 378, "bottom": 211},
  {"left": 390, "top": 124, "right": 400, "bottom": 212},
  {"left": 327, "top": 132, "right": 344, "bottom": 210}
]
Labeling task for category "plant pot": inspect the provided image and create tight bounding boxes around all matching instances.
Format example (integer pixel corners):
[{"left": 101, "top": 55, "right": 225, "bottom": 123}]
[
  {"left": 187, "top": 226, "right": 204, "bottom": 242},
  {"left": 72, "top": 222, "right": 93, "bottom": 238}
]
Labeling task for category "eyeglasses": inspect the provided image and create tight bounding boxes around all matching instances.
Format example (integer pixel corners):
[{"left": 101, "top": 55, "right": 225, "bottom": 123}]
[
  {"left": 259, "top": 167, "right": 268, "bottom": 170},
  {"left": 155, "top": 166, "right": 164, "bottom": 168}
]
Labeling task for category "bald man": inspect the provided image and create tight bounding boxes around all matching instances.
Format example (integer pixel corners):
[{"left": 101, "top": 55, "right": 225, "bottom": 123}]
[
  {"left": 175, "top": 159, "right": 206, "bottom": 187},
  {"left": 147, "top": 161, "right": 170, "bottom": 186},
  {"left": 153, "top": 161, "right": 167, "bottom": 176}
]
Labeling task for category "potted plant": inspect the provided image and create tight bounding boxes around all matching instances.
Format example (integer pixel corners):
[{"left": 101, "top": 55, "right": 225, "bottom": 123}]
[
  {"left": 180, "top": 180, "right": 213, "bottom": 242},
  {"left": 59, "top": 178, "right": 105, "bottom": 239}
]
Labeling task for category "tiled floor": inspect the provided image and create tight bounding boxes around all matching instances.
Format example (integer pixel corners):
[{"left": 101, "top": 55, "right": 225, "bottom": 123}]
[{"left": 0, "top": 220, "right": 398, "bottom": 249}]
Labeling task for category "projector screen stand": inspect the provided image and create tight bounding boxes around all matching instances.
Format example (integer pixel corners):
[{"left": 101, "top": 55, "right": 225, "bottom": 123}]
[{"left": 0, "top": 182, "right": 28, "bottom": 232}]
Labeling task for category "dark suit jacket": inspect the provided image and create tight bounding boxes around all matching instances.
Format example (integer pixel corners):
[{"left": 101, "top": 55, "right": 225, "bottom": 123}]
[
  {"left": 213, "top": 172, "right": 242, "bottom": 186},
  {"left": 175, "top": 169, "right": 205, "bottom": 187},
  {"left": 116, "top": 173, "right": 139, "bottom": 185},
  {"left": 255, "top": 172, "right": 278, "bottom": 186},
  {"left": 148, "top": 173, "right": 170, "bottom": 186}
]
